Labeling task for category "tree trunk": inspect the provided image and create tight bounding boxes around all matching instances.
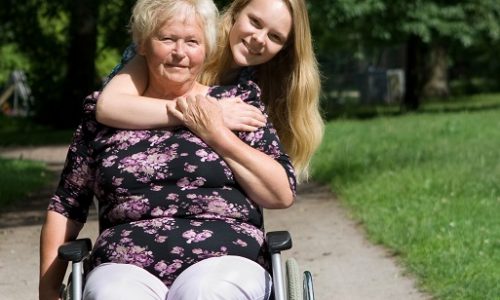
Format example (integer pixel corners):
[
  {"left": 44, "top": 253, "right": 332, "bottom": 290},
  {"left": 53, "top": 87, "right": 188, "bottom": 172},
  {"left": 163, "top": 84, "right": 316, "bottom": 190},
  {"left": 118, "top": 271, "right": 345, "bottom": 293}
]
[
  {"left": 60, "top": 0, "right": 99, "bottom": 128},
  {"left": 404, "top": 35, "right": 424, "bottom": 111},
  {"left": 422, "top": 44, "right": 449, "bottom": 98}
]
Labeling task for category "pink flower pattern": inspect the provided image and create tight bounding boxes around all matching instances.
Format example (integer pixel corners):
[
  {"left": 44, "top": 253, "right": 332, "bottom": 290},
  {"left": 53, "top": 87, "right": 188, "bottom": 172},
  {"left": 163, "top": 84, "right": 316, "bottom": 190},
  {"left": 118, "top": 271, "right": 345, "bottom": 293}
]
[{"left": 48, "top": 67, "right": 296, "bottom": 287}]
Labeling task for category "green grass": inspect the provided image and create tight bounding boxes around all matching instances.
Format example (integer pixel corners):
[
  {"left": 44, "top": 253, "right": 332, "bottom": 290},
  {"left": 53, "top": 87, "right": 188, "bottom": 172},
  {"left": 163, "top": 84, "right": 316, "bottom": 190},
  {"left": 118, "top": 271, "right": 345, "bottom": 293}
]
[
  {"left": 312, "top": 109, "right": 500, "bottom": 299},
  {"left": 0, "top": 158, "right": 52, "bottom": 209},
  {"left": 323, "top": 93, "right": 500, "bottom": 120},
  {"left": 423, "top": 93, "right": 500, "bottom": 112},
  {"left": 0, "top": 116, "right": 69, "bottom": 209}
]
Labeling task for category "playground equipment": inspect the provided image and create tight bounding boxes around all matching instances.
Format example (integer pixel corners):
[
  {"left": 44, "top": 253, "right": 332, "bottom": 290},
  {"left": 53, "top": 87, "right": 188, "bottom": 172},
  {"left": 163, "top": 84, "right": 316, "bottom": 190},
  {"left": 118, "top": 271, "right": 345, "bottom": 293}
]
[{"left": 0, "top": 70, "right": 34, "bottom": 117}]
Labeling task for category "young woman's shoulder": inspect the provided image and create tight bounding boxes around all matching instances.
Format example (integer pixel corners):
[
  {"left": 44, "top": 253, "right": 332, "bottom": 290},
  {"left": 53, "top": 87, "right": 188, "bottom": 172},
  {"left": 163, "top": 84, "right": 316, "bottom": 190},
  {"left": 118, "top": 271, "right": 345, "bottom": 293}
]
[
  {"left": 102, "top": 44, "right": 137, "bottom": 87},
  {"left": 209, "top": 67, "right": 261, "bottom": 102}
]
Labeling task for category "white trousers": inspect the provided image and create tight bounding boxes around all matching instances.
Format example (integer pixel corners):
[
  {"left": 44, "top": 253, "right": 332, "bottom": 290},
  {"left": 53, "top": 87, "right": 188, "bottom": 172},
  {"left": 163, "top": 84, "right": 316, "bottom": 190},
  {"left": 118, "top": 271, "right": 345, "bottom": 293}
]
[{"left": 83, "top": 256, "right": 272, "bottom": 300}]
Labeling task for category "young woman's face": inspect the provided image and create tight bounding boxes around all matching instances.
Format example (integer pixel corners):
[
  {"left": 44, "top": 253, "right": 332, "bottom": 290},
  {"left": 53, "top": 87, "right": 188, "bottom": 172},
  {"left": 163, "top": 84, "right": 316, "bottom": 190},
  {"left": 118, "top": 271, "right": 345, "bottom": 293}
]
[
  {"left": 229, "top": 0, "right": 292, "bottom": 67},
  {"left": 139, "top": 15, "right": 206, "bottom": 90}
]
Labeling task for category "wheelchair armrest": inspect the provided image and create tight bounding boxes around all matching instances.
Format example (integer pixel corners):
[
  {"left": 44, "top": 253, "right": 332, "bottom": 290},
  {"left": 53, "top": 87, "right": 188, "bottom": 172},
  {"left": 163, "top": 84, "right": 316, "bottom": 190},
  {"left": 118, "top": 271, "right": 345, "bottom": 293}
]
[
  {"left": 266, "top": 231, "right": 292, "bottom": 254},
  {"left": 58, "top": 238, "right": 92, "bottom": 262}
]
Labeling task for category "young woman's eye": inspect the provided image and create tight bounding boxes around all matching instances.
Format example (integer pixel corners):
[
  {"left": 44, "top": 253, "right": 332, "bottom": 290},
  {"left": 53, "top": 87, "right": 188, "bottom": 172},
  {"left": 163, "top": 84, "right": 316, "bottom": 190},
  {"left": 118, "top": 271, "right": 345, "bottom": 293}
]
[
  {"left": 269, "top": 33, "right": 282, "bottom": 43},
  {"left": 249, "top": 17, "right": 261, "bottom": 28}
]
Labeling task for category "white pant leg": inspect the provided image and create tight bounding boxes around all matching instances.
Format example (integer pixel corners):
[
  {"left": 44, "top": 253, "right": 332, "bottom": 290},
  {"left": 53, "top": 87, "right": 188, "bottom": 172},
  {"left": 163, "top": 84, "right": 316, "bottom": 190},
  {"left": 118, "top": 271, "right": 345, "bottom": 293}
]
[
  {"left": 167, "top": 255, "right": 272, "bottom": 300},
  {"left": 83, "top": 263, "right": 168, "bottom": 300}
]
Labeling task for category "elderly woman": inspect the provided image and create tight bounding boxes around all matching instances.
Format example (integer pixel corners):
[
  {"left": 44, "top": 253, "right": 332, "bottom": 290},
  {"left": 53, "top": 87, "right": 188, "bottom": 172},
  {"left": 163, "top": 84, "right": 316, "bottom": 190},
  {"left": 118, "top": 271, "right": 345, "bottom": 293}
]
[{"left": 38, "top": 0, "right": 296, "bottom": 299}]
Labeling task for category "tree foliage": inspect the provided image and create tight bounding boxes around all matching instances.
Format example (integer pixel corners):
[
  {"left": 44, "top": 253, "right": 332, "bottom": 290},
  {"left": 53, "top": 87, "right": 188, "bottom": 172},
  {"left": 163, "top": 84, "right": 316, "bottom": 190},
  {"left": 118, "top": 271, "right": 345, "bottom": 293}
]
[
  {"left": 310, "top": 0, "right": 500, "bottom": 109},
  {"left": 311, "top": 0, "right": 500, "bottom": 49},
  {"left": 0, "top": 0, "right": 238, "bottom": 128},
  {"left": 1, "top": 1, "right": 71, "bottom": 123},
  {"left": 1, "top": 0, "right": 130, "bottom": 127},
  {"left": 1, "top": 0, "right": 499, "bottom": 126}
]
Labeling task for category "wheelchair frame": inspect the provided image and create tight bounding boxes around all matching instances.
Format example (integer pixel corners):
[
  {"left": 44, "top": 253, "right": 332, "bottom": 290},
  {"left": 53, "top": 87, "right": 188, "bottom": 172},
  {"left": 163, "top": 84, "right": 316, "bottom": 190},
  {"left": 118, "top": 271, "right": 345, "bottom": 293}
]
[{"left": 58, "top": 231, "right": 314, "bottom": 300}]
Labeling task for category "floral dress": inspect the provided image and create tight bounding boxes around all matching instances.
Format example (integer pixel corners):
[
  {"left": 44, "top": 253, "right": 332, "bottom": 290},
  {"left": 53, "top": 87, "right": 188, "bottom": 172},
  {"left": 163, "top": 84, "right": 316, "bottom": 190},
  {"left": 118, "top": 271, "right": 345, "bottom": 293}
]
[{"left": 48, "top": 72, "right": 296, "bottom": 287}]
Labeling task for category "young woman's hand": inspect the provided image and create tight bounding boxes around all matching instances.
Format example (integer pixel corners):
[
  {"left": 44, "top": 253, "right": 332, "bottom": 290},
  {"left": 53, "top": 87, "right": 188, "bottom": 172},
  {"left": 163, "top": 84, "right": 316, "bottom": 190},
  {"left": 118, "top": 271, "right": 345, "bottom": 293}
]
[
  {"left": 169, "top": 95, "right": 294, "bottom": 209},
  {"left": 170, "top": 95, "right": 226, "bottom": 143},
  {"left": 218, "top": 97, "right": 266, "bottom": 131}
]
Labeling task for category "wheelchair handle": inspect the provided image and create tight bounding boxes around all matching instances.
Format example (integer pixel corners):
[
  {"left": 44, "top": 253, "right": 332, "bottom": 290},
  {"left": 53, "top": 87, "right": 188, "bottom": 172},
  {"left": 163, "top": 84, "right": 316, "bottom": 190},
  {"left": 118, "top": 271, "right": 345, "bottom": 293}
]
[
  {"left": 267, "top": 231, "right": 292, "bottom": 253},
  {"left": 58, "top": 238, "right": 92, "bottom": 262}
]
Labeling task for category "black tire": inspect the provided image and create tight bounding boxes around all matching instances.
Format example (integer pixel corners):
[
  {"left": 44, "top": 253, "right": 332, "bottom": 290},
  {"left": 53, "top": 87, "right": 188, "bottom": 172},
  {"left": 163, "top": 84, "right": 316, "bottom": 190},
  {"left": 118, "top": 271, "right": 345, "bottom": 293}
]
[
  {"left": 303, "top": 271, "right": 315, "bottom": 300},
  {"left": 62, "top": 281, "right": 72, "bottom": 300}
]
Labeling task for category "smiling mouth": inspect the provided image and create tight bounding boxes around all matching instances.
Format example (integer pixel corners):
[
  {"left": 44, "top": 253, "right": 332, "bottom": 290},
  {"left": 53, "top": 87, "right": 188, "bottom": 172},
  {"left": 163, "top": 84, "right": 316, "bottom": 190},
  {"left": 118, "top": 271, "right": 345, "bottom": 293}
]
[
  {"left": 166, "top": 64, "right": 187, "bottom": 68},
  {"left": 242, "top": 40, "right": 261, "bottom": 55}
]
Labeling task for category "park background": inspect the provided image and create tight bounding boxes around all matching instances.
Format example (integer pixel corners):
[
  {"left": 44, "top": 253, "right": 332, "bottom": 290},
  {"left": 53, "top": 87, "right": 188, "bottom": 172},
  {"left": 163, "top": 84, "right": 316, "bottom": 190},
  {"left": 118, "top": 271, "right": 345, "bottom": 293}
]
[{"left": 0, "top": 1, "right": 499, "bottom": 299}]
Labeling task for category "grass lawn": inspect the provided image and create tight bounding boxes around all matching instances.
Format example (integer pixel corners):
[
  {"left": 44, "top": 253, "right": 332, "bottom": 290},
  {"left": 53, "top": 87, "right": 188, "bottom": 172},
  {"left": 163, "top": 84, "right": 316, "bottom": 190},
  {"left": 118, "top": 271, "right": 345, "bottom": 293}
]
[
  {"left": 325, "top": 93, "right": 500, "bottom": 120},
  {"left": 0, "top": 158, "right": 52, "bottom": 209},
  {"left": 0, "top": 116, "right": 71, "bottom": 209},
  {"left": 312, "top": 108, "right": 500, "bottom": 299}
]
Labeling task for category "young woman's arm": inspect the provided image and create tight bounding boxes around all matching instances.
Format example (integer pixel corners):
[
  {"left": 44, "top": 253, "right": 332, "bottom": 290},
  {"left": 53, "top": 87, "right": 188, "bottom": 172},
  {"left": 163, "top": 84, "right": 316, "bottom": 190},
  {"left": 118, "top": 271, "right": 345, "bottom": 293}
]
[
  {"left": 171, "top": 95, "right": 294, "bottom": 209},
  {"left": 96, "top": 55, "right": 181, "bottom": 129},
  {"left": 97, "top": 56, "right": 265, "bottom": 130}
]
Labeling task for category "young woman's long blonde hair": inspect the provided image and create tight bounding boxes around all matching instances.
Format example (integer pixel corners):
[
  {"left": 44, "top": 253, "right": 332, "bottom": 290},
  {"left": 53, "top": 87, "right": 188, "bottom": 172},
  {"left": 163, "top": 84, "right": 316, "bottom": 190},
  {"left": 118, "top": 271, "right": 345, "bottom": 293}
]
[{"left": 202, "top": 0, "right": 324, "bottom": 181}]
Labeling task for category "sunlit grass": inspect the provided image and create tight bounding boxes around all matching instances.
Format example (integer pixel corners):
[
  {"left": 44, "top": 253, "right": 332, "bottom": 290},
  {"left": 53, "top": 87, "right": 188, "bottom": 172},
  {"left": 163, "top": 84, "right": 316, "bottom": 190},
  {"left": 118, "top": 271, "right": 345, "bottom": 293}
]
[{"left": 312, "top": 109, "right": 500, "bottom": 299}]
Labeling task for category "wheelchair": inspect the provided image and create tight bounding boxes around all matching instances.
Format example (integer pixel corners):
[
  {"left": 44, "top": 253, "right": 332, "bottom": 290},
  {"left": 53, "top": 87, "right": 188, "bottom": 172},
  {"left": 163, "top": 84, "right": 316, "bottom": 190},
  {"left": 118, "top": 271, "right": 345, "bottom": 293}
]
[{"left": 58, "top": 231, "right": 315, "bottom": 300}]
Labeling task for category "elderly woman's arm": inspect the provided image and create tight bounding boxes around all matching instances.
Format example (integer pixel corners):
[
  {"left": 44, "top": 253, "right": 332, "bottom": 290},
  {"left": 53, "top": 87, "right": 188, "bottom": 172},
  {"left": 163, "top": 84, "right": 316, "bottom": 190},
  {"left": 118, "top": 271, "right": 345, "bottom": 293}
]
[
  {"left": 172, "top": 95, "right": 294, "bottom": 209},
  {"left": 209, "top": 127, "right": 294, "bottom": 208},
  {"left": 39, "top": 94, "right": 98, "bottom": 299},
  {"left": 39, "top": 211, "right": 83, "bottom": 300},
  {"left": 96, "top": 56, "right": 265, "bottom": 131}
]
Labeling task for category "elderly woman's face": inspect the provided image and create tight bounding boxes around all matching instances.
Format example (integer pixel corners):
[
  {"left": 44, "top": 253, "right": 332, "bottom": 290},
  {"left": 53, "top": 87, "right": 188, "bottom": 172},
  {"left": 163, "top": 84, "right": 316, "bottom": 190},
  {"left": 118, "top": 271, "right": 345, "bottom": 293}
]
[{"left": 139, "top": 14, "right": 206, "bottom": 89}]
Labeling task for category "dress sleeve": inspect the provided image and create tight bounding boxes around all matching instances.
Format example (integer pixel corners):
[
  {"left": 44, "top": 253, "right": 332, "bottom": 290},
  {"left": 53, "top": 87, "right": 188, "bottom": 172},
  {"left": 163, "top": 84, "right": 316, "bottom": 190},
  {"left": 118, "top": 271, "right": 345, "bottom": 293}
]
[
  {"left": 47, "top": 93, "right": 100, "bottom": 223},
  {"left": 235, "top": 81, "right": 297, "bottom": 197},
  {"left": 101, "top": 44, "right": 137, "bottom": 87}
]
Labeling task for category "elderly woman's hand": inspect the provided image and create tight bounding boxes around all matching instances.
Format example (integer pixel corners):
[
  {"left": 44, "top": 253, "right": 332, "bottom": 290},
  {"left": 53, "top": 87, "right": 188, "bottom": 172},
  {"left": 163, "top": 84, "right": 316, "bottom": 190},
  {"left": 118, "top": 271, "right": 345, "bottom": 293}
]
[{"left": 170, "top": 95, "right": 226, "bottom": 143}]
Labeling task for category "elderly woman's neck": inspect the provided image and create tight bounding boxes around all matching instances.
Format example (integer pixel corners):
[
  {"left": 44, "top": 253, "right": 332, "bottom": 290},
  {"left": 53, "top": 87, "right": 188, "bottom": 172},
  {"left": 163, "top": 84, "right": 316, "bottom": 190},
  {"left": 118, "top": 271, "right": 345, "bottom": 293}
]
[{"left": 144, "top": 81, "right": 209, "bottom": 100}]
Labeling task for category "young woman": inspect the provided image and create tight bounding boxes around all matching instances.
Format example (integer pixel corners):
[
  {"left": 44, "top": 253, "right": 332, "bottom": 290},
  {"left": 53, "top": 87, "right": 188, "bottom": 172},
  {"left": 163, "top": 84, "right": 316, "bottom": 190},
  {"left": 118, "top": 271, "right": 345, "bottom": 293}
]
[{"left": 97, "top": 0, "right": 324, "bottom": 181}]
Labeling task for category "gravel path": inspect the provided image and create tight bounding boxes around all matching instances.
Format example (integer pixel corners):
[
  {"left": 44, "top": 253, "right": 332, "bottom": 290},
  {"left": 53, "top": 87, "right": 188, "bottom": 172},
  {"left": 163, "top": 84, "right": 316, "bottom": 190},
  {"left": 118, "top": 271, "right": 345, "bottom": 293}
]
[{"left": 0, "top": 145, "right": 431, "bottom": 300}]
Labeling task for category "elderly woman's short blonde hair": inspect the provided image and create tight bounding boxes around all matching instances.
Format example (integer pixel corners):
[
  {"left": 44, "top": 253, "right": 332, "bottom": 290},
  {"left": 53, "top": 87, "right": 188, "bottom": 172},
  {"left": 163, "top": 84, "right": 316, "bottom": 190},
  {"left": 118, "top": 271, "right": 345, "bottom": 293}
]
[{"left": 130, "top": 0, "right": 219, "bottom": 58}]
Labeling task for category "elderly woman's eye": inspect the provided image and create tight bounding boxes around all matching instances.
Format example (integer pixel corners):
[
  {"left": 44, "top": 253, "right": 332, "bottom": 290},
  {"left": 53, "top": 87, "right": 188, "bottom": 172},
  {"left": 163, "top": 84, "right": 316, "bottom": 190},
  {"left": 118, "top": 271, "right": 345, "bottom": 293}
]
[{"left": 160, "top": 36, "right": 174, "bottom": 42}]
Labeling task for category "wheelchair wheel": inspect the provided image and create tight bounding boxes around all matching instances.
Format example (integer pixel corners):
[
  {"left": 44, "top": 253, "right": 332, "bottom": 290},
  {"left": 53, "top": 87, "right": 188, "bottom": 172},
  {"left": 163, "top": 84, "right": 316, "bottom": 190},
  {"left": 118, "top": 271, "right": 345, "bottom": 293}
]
[
  {"left": 61, "top": 281, "right": 72, "bottom": 300},
  {"left": 286, "top": 258, "right": 303, "bottom": 300},
  {"left": 303, "top": 271, "right": 315, "bottom": 300}
]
